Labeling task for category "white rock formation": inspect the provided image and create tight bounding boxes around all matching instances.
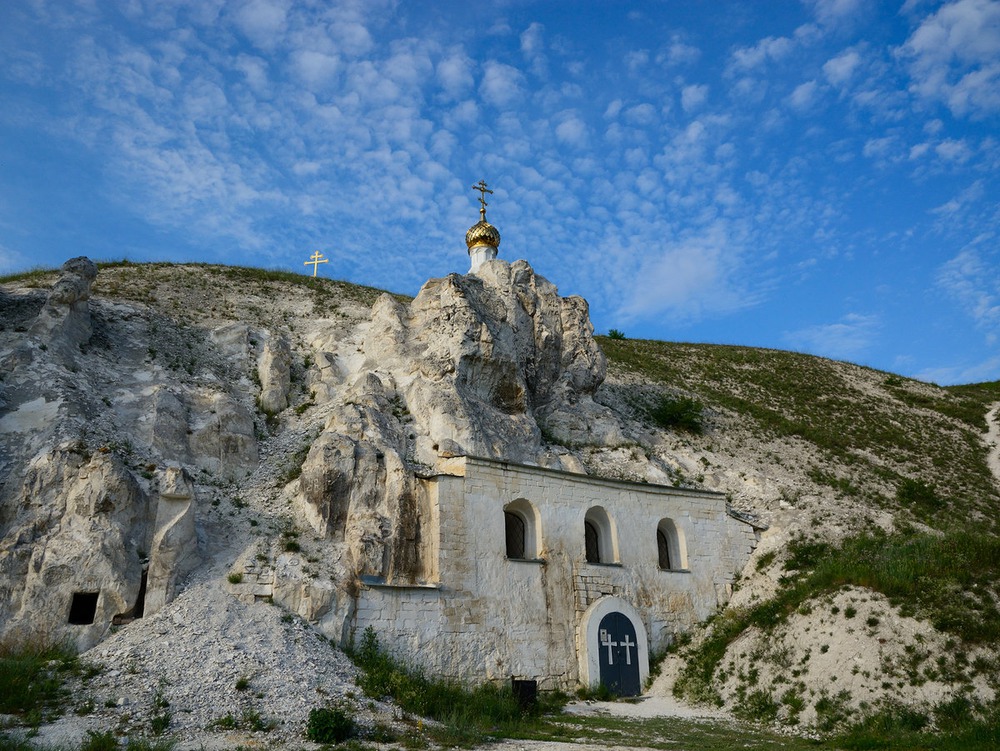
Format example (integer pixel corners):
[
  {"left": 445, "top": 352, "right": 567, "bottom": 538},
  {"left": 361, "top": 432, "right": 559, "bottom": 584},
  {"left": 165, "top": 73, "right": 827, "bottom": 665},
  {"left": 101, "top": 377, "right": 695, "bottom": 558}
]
[
  {"left": 28, "top": 256, "right": 98, "bottom": 362},
  {"left": 145, "top": 465, "right": 199, "bottom": 616},
  {"left": 257, "top": 331, "right": 292, "bottom": 414}
]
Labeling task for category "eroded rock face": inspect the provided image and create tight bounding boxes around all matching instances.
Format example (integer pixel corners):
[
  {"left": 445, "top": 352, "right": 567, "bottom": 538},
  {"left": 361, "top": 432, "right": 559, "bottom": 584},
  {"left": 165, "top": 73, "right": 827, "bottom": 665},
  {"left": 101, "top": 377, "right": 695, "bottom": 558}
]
[
  {"left": 28, "top": 257, "right": 98, "bottom": 361},
  {"left": 145, "top": 466, "right": 199, "bottom": 616},
  {"left": 366, "top": 259, "right": 623, "bottom": 464},
  {"left": 0, "top": 258, "right": 258, "bottom": 649},
  {"left": 0, "top": 445, "right": 152, "bottom": 650},
  {"left": 293, "top": 260, "right": 624, "bottom": 587},
  {"left": 257, "top": 332, "right": 292, "bottom": 414}
]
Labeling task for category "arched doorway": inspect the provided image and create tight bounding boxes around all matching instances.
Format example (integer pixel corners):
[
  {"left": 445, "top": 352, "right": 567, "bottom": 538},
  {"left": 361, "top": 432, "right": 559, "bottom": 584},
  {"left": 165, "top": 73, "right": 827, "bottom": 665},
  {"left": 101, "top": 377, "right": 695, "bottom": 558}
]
[
  {"left": 597, "top": 611, "right": 641, "bottom": 696},
  {"left": 578, "top": 596, "right": 649, "bottom": 696}
]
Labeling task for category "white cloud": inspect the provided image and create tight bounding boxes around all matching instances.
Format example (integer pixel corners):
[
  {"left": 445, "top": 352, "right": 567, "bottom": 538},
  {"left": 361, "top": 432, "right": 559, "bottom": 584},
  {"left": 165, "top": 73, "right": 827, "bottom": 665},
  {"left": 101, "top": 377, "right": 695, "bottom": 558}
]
[
  {"left": 788, "top": 80, "right": 820, "bottom": 111},
  {"left": 555, "top": 114, "right": 588, "bottom": 148},
  {"left": 330, "top": 21, "right": 373, "bottom": 57},
  {"left": 915, "top": 355, "right": 1000, "bottom": 385},
  {"left": 479, "top": 61, "right": 525, "bottom": 107},
  {"left": 292, "top": 50, "right": 340, "bottom": 89},
  {"left": 231, "top": 0, "right": 289, "bottom": 50},
  {"left": 938, "top": 247, "right": 1000, "bottom": 334},
  {"left": 234, "top": 54, "right": 269, "bottom": 94},
  {"left": 862, "top": 135, "right": 895, "bottom": 158},
  {"left": 661, "top": 39, "right": 701, "bottom": 66},
  {"left": 437, "top": 50, "right": 474, "bottom": 99},
  {"left": 681, "top": 84, "right": 709, "bottom": 112},
  {"left": 935, "top": 138, "right": 973, "bottom": 162},
  {"left": 520, "top": 22, "right": 547, "bottom": 77},
  {"left": 900, "top": 0, "right": 1000, "bottom": 117},
  {"left": 784, "top": 313, "right": 881, "bottom": 360},
  {"left": 616, "top": 222, "right": 752, "bottom": 322},
  {"left": 729, "top": 36, "right": 794, "bottom": 72},
  {"left": 805, "top": 0, "right": 870, "bottom": 26},
  {"left": 823, "top": 49, "right": 861, "bottom": 86}
]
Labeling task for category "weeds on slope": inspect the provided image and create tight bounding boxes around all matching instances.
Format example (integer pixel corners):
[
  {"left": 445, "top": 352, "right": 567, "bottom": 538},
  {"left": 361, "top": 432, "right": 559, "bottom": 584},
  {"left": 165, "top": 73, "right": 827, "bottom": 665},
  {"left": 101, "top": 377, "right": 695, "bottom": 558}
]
[
  {"left": 347, "top": 626, "right": 561, "bottom": 746},
  {"left": 677, "top": 529, "right": 1000, "bottom": 704}
]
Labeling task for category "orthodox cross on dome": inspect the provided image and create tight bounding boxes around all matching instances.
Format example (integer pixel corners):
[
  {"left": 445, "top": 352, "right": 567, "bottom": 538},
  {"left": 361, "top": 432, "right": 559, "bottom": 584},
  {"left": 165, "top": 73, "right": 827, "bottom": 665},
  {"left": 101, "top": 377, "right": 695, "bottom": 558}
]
[
  {"left": 466, "top": 179, "right": 500, "bottom": 273},
  {"left": 304, "top": 250, "right": 328, "bottom": 277},
  {"left": 472, "top": 179, "right": 493, "bottom": 221}
]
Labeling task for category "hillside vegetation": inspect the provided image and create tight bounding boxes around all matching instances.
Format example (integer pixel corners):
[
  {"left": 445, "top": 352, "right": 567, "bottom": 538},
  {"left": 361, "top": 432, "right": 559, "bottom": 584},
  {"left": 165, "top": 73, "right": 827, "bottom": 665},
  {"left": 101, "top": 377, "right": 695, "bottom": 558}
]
[{"left": 599, "top": 336, "right": 1000, "bottom": 531}]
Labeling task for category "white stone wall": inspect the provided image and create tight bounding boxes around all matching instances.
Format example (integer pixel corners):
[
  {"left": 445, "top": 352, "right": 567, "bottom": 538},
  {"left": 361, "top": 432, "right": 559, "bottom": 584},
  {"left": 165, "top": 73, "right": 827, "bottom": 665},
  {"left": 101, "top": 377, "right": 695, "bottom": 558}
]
[{"left": 352, "top": 456, "right": 758, "bottom": 690}]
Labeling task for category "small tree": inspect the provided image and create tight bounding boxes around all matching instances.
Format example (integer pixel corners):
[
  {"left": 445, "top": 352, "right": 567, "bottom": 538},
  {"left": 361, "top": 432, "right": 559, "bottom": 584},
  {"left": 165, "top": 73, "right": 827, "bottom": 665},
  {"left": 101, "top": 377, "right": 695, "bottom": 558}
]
[
  {"left": 649, "top": 395, "right": 704, "bottom": 434},
  {"left": 307, "top": 705, "right": 355, "bottom": 743},
  {"left": 607, "top": 328, "right": 626, "bottom": 340}
]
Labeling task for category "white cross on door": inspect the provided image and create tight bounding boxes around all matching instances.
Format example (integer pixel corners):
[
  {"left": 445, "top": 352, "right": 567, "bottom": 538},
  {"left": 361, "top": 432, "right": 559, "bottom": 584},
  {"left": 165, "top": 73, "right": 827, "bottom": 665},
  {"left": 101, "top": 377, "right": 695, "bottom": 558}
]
[
  {"left": 620, "top": 633, "right": 635, "bottom": 665},
  {"left": 600, "top": 629, "right": 618, "bottom": 664}
]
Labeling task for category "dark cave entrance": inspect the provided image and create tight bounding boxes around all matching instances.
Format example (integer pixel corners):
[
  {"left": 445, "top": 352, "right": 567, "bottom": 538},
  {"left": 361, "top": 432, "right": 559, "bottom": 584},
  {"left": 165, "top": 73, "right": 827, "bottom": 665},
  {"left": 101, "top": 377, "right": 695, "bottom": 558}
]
[{"left": 68, "top": 592, "right": 99, "bottom": 625}]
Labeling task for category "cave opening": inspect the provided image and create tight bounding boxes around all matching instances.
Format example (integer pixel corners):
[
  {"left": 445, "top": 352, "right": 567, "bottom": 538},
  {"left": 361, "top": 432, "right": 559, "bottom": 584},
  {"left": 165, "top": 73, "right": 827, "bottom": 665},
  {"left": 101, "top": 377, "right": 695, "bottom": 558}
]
[{"left": 68, "top": 591, "right": 99, "bottom": 625}]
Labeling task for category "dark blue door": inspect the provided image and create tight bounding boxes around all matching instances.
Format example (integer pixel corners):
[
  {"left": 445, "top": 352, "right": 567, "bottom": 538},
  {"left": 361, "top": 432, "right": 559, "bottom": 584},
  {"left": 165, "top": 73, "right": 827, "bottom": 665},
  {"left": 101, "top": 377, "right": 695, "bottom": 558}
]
[{"left": 597, "top": 612, "right": 640, "bottom": 696}]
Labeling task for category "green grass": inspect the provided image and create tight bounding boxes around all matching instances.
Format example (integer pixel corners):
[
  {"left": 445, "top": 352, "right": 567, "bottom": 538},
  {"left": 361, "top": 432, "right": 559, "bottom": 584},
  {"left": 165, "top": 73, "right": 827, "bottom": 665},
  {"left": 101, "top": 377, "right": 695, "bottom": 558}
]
[
  {"left": 505, "top": 712, "right": 825, "bottom": 750},
  {"left": 675, "top": 529, "right": 1000, "bottom": 707},
  {"left": 0, "top": 735, "right": 179, "bottom": 751},
  {"left": 0, "top": 638, "right": 79, "bottom": 720},
  {"left": 832, "top": 704, "right": 1000, "bottom": 750},
  {"left": 349, "top": 626, "right": 560, "bottom": 746}
]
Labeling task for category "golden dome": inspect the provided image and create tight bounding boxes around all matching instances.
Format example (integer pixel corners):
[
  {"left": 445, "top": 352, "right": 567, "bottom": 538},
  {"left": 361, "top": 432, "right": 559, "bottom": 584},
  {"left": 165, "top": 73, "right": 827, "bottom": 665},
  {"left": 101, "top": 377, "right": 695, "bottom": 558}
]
[
  {"left": 466, "top": 179, "right": 501, "bottom": 251},
  {"left": 465, "top": 218, "right": 501, "bottom": 250}
]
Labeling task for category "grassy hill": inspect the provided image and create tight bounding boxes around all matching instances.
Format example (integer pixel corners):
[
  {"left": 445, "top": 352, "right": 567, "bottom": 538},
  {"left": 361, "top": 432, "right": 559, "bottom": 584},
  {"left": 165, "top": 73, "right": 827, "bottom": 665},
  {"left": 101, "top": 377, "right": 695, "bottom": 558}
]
[{"left": 598, "top": 336, "right": 1000, "bottom": 531}]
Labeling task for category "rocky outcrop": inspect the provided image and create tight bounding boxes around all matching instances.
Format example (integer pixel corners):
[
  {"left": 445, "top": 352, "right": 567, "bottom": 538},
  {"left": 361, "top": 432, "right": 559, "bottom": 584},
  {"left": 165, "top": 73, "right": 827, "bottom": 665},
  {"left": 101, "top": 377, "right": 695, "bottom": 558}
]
[
  {"left": 364, "top": 259, "right": 624, "bottom": 466},
  {"left": 257, "top": 332, "right": 292, "bottom": 414},
  {"left": 0, "top": 445, "right": 151, "bottom": 650},
  {"left": 28, "top": 256, "right": 98, "bottom": 362},
  {"left": 145, "top": 465, "right": 199, "bottom": 616},
  {"left": 187, "top": 390, "right": 258, "bottom": 480}
]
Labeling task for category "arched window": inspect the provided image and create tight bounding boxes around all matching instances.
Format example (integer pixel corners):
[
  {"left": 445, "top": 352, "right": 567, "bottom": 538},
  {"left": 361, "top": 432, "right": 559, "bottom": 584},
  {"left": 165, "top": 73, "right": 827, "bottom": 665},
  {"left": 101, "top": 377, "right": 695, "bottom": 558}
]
[
  {"left": 585, "top": 521, "right": 600, "bottom": 563},
  {"left": 505, "top": 511, "right": 526, "bottom": 559},
  {"left": 584, "top": 506, "right": 618, "bottom": 564},
  {"left": 657, "top": 528, "right": 671, "bottom": 569},
  {"left": 504, "top": 499, "right": 541, "bottom": 560},
  {"left": 657, "top": 518, "right": 687, "bottom": 570}
]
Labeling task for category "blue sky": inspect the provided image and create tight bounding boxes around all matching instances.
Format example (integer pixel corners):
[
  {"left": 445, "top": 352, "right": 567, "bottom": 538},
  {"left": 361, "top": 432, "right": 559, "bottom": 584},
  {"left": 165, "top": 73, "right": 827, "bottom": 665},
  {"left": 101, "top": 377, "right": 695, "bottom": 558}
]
[{"left": 1, "top": 0, "right": 999, "bottom": 385}]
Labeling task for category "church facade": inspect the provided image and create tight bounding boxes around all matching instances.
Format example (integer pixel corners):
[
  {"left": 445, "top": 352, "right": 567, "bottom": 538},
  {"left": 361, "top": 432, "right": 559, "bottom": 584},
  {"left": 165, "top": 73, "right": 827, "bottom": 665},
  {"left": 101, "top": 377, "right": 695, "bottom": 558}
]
[{"left": 352, "top": 455, "right": 759, "bottom": 693}]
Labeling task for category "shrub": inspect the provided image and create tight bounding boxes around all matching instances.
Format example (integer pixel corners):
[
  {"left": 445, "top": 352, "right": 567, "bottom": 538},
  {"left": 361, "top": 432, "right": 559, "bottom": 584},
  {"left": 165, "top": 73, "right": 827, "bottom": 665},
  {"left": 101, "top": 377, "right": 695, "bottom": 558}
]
[
  {"left": 227, "top": 573, "right": 243, "bottom": 584},
  {"left": 648, "top": 395, "right": 703, "bottom": 434},
  {"left": 607, "top": 329, "right": 626, "bottom": 340},
  {"left": 80, "top": 731, "right": 119, "bottom": 751},
  {"left": 896, "top": 479, "right": 943, "bottom": 513},
  {"left": 307, "top": 705, "right": 355, "bottom": 743},
  {"left": 151, "top": 711, "right": 170, "bottom": 735}
]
